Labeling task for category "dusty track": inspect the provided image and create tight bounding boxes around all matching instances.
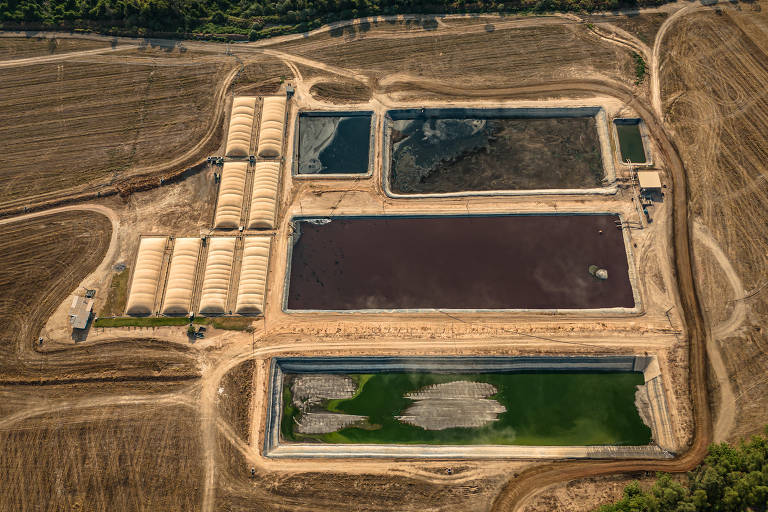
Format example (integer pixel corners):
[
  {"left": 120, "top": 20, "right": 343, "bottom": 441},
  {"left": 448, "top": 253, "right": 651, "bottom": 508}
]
[
  {"left": 0, "top": 43, "right": 139, "bottom": 68},
  {"left": 367, "top": 77, "right": 710, "bottom": 510}
]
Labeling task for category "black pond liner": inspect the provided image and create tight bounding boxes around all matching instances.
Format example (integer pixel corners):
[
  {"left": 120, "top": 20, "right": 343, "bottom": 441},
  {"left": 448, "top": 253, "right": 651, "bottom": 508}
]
[
  {"left": 296, "top": 111, "right": 373, "bottom": 175},
  {"left": 384, "top": 107, "right": 606, "bottom": 194},
  {"left": 285, "top": 214, "right": 635, "bottom": 311}
]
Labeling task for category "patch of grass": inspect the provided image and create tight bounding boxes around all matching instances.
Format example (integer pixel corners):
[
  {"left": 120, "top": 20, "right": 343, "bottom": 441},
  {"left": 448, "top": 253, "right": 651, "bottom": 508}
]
[
  {"left": 284, "top": 372, "right": 651, "bottom": 446},
  {"left": 281, "top": 384, "right": 298, "bottom": 442},
  {"left": 633, "top": 52, "right": 647, "bottom": 85},
  {"left": 93, "top": 317, "right": 190, "bottom": 328},
  {"left": 99, "top": 268, "right": 130, "bottom": 317},
  {"left": 93, "top": 316, "right": 255, "bottom": 330}
]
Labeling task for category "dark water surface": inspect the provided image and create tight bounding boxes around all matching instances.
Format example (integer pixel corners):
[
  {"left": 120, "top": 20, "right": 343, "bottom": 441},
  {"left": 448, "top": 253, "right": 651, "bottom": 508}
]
[
  {"left": 287, "top": 215, "right": 635, "bottom": 310},
  {"left": 298, "top": 113, "right": 371, "bottom": 174},
  {"left": 615, "top": 121, "right": 646, "bottom": 164}
]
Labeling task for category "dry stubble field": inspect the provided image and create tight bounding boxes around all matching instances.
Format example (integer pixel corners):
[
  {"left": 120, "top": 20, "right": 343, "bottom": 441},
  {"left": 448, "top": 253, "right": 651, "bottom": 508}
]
[{"left": 660, "top": 6, "right": 768, "bottom": 441}]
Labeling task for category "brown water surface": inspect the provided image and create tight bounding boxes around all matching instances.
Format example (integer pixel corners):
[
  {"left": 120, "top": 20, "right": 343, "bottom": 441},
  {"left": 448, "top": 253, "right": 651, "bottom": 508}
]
[{"left": 287, "top": 215, "right": 634, "bottom": 310}]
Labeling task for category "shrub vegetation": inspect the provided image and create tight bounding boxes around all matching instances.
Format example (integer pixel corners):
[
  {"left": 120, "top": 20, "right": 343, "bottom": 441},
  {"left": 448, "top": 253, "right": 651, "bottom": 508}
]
[
  {"left": 0, "top": 0, "right": 668, "bottom": 40},
  {"left": 596, "top": 427, "right": 768, "bottom": 512}
]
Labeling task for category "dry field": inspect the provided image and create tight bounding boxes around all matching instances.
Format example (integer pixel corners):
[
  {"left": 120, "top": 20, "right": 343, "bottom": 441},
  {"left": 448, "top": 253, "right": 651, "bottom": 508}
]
[
  {"left": 0, "top": 404, "right": 203, "bottom": 511},
  {"left": 217, "top": 360, "right": 255, "bottom": 441},
  {"left": 659, "top": 6, "right": 768, "bottom": 441},
  {"left": 0, "top": 35, "right": 110, "bottom": 60},
  {"left": 309, "top": 80, "right": 373, "bottom": 103},
  {"left": 0, "top": 44, "right": 236, "bottom": 210},
  {"left": 588, "top": 12, "right": 669, "bottom": 45},
  {"left": 272, "top": 19, "right": 636, "bottom": 87},
  {"left": 0, "top": 211, "right": 111, "bottom": 364},
  {"left": 215, "top": 432, "right": 504, "bottom": 511}
]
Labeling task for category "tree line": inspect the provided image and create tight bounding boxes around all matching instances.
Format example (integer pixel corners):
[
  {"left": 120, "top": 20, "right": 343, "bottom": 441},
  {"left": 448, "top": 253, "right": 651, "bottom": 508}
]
[
  {"left": 597, "top": 427, "right": 768, "bottom": 512},
  {"left": 0, "top": 0, "right": 666, "bottom": 40}
]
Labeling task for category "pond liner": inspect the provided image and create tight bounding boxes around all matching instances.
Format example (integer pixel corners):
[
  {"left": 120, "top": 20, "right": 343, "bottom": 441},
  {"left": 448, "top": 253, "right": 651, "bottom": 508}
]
[
  {"left": 263, "top": 356, "right": 674, "bottom": 460},
  {"left": 283, "top": 213, "right": 642, "bottom": 313},
  {"left": 382, "top": 106, "right": 618, "bottom": 197},
  {"left": 292, "top": 110, "right": 376, "bottom": 177}
]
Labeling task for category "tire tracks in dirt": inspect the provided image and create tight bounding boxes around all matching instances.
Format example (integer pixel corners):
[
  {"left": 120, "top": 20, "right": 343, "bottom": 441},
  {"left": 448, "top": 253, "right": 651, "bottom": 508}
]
[{"left": 0, "top": 44, "right": 139, "bottom": 68}]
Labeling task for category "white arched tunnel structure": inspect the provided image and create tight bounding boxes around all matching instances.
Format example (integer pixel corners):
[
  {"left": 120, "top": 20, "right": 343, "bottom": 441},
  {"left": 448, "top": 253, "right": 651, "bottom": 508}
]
[
  {"left": 235, "top": 236, "right": 272, "bottom": 315},
  {"left": 125, "top": 236, "right": 168, "bottom": 316},
  {"left": 198, "top": 237, "right": 236, "bottom": 315},
  {"left": 256, "top": 96, "right": 287, "bottom": 158},
  {"left": 161, "top": 237, "right": 202, "bottom": 315},
  {"left": 213, "top": 162, "right": 248, "bottom": 229},
  {"left": 248, "top": 161, "right": 281, "bottom": 229},
  {"left": 225, "top": 96, "right": 257, "bottom": 157}
]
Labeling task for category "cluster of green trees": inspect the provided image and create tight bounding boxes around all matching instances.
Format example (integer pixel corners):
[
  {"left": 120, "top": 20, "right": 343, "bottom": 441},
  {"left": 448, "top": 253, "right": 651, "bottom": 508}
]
[
  {"left": 0, "top": 0, "right": 666, "bottom": 40},
  {"left": 597, "top": 428, "right": 768, "bottom": 512}
]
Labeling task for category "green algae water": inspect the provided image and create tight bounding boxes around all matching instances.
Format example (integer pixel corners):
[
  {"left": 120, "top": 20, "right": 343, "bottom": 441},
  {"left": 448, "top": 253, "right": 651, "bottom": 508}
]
[
  {"left": 615, "top": 121, "right": 647, "bottom": 163},
  {"left": 282, "top": 372, "right": 651, "bottom": 446}
]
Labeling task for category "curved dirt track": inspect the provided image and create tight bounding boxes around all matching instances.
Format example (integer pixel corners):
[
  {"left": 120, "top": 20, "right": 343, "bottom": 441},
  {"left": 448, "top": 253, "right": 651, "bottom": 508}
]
[{"left": 373, "top": 77, "right": 711, "bottom": 510}]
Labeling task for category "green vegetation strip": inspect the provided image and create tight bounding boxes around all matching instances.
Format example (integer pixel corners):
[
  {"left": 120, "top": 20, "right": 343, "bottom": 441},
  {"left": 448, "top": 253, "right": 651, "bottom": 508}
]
[
  {"left": 93, "top": 316, "right": 254, "bottom": 330},
  {"left": 596, "top": 427, "right": 768, "bottom": 511},
  {"left": 633, "top": 52, "right": 647, "bottom": 85},
  {"left": 283, "top": 372, "right": 651, "bottom": 446}
]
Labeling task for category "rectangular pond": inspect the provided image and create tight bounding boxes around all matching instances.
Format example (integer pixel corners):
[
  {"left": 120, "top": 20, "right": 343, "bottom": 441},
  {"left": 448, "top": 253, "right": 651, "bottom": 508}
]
[
  {"left": 264, "top": 356, "right": 668, "bottom": 459},
  {"left": 285, "top": 214, "right": 636, "bottom": 312},
  {"left": 295, "top": 111, "right": 373, "bottom": 175},
  {"left": 614, "top": 119, "right": 647, "bottom": 164},
  {"left": 385, "top": 107, "right": 611, "bottom": 194}
]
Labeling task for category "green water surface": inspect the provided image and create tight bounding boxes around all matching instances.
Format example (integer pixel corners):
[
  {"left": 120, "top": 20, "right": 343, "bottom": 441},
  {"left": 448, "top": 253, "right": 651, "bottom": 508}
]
[
  {"left": 615, "top": 122, "right": 647, "bottom": 163},
  {"left": 282, "top": 372, "right": 651, "bottom": 446}
]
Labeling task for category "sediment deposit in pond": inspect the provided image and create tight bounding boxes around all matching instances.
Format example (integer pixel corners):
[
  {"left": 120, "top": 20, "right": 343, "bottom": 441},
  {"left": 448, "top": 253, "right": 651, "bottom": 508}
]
[
  {"left": 291, "top": 374, "right": 358, "bottom": 405},
  {"left": 297, "top": 113, "right": 371, "bottom": 174},
  {"left": 280, "top": 372, "right": 651, "bottom": 446},
  {"left": 387, "top": 109, "right": 604, "bottom": 193},
  {"left": 295, "top": 412, "right": 368, "bottom": 434},
  {"left": 287, "top": 215, "right": 635, "bottom": 310},
  {"left": 289, "top": 374, "right": 368, "bottom": 434},
  {"left": 397, "top": 381, "right": 506, "bottom": 430}
]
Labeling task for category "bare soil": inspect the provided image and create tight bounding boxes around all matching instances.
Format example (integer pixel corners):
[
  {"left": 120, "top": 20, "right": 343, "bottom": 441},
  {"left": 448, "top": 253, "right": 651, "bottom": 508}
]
[
  {"left": 0, "top": 44, "right": 236, "bottom": 209},
  {"left": 660, "top": 6, "right": 768, "bottom": 442},
  {"left": 0, "top": 36, "right": 109, "bottom": 60},
  {"left": 217, "top": 360, "right": 256, "bottom": 441},
  {"left": 0, "top": 404, "right": 203, "bottom": 511},
  {"left": 310, "top": 81, "right": 373, "bottom": 103}
]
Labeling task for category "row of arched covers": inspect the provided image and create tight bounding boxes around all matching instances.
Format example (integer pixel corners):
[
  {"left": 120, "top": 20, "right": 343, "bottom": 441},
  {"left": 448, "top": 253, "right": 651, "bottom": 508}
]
[
  {"left": 215, "top": 95, "right": 286, "bottom": 230},
  {"left": 125, "top": 237, "right": 168, "bottom": 315},
  {"left": 160, "top": 238, "right": 202, "bottom": 315},
  {"left": 235, "top": 236, "right": 272, "bottom": 314},
  {"left": 213, "top": 162, "right": 248, "bottom": 229}
]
